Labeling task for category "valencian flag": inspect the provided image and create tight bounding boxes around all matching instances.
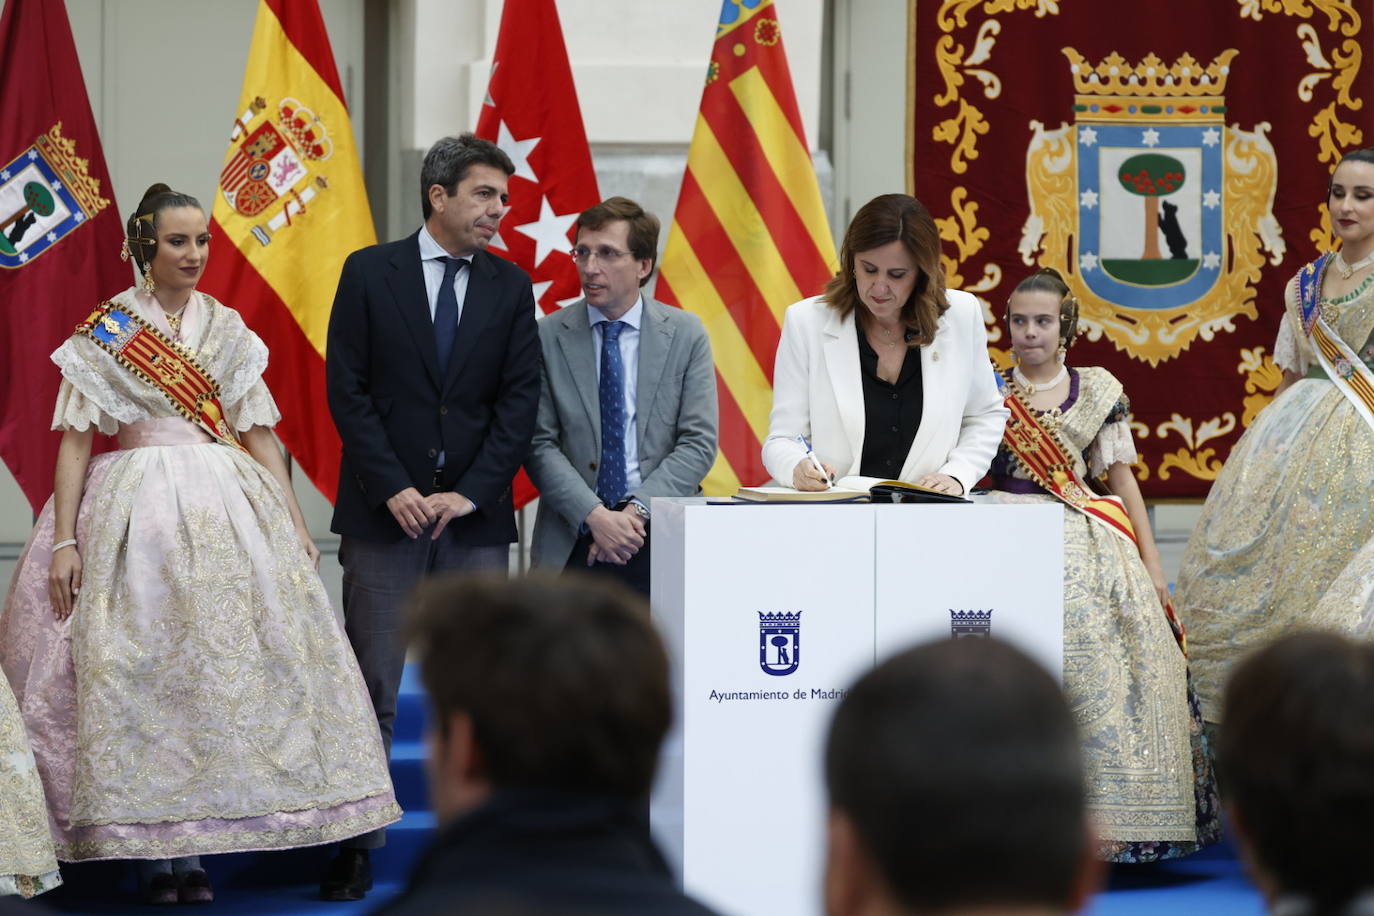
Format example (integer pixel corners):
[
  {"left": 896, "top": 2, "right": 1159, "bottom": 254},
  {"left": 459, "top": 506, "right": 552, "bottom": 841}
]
[
  {"left": 199, "top": 0, "right": 375, "bottom": 502},
  {"left": 475, "top": 0, "right": 601, "bottom": 508},
  {"left": 910, "top": 1, "right": 1374, "bottom": 499},
  {"left": 0, "top": 0, "right": 126, "bottom": 513},
  {"left": 658, "top": 0, "right": 836, "bottom": 494}
]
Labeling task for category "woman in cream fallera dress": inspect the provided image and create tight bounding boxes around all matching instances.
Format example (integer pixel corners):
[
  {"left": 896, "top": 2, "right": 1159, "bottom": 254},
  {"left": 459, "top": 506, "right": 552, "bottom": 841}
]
[
  {"left": 0, "top": 190, "right": 399, "bottom": 868},
  {"left": 0, "top": 284, "right": 401, "bottom": 860},
  {"left": 1175, "top": 152, "right": 1374, "bottom": 724}
]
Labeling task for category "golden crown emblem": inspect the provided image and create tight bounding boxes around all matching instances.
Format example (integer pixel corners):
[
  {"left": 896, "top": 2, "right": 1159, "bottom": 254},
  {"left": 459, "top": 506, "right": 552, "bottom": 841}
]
[
  {"left": 35, "top": 122, "right": 110, "bottom": 218},
  {"left": 1063, "top": 48, "right": 1237, "bottom": 98},
  {"left": 276, "top": 98, "right": 334, "bottom": 162}
]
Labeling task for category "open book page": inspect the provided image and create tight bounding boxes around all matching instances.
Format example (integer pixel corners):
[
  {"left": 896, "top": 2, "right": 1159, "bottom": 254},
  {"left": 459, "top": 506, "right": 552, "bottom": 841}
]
[
  {"left": 731, "top": 485, "right": 869, "bottom": 502},
  {"left": 835, "top": 476, "right": 950, "bottom": 497},
  {"left": 733, "top": 478, "right": 966, "bottom": 503}
]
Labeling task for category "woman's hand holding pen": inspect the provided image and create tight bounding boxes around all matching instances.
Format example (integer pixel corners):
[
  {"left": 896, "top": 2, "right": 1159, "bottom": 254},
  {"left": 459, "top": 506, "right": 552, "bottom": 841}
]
[{"left": 792, "top": 457, "right": 836, "bottom": 491}]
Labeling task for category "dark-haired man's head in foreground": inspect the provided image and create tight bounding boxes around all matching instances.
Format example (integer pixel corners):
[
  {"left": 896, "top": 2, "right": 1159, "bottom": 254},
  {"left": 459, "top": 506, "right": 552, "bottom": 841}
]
[
  {"left": 824, "top": 638, "right": 1097, "bottom": 916},
  {"left": 393, "top": 573, "right": 719, "bottom": 916},
  {"left": 1219, "top": 631, "right": 1374, "bottom": 915},
  {"left": 408, "top": 572, "right": 670, "bottom": 820}
]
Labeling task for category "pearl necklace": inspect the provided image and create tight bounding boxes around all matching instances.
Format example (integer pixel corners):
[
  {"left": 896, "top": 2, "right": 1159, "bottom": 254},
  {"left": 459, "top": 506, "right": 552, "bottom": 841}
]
[
  {"left": 1013, "top": 363, "right": 1068, "bottom": 394},
  {"left": 1334, "top": 248, "right": 1374, "bottom": 280}
]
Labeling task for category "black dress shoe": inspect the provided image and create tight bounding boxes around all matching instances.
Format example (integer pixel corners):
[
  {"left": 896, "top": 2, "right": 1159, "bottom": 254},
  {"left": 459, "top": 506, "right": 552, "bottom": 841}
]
[
  {"left": 320, "top": 848, "right": 373, "bottom": 901},
  {"left": 141, "top": 872, "right": 178, "bottom": 906},
  {"left": 177, "top": 867, "right": 214, "bottom": 904}
]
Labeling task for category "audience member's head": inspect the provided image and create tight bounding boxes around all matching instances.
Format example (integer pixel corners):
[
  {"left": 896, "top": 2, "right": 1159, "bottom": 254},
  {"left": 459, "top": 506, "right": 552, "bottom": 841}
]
[
  {"left": 1219, "top": 631, "right": 1374, "bottom": 914},
  {"left": 407, "top": 572, "right": 670, "bottom": 823},
  {"left": 824, "top": 638, "right": 1095, "bottom": 916}
]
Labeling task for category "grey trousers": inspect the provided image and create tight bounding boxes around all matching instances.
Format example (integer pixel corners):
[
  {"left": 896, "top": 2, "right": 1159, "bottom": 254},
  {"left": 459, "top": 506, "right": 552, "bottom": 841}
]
[{"left": 339, "top": 532, "right": 508, "bottom": 848}]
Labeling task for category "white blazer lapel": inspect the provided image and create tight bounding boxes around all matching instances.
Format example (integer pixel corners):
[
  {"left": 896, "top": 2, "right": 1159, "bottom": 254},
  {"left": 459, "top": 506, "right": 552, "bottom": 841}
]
[{"left": 822, "top": 308, "right": 865, "bottom": 473}]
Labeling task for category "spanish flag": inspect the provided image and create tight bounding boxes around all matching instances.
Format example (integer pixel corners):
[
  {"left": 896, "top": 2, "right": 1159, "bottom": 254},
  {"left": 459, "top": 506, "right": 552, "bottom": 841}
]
[
  {"left": 198, "top": 0, "right": 375, "bottom": 502},
  {"left": 657, "top": 0, "right": 835, "bottom": 494}
]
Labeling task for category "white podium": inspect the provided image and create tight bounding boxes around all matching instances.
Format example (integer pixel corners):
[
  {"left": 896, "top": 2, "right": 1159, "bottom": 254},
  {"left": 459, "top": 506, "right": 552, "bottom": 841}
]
[{"left": 650, "top": 498, "right": 1063, "bottom": 916}]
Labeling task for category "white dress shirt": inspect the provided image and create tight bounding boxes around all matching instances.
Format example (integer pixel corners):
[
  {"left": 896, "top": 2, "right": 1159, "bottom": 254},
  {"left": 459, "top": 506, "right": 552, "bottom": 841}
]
[{"left": 417, "top": 224, "right": 472, "bottom": 321}]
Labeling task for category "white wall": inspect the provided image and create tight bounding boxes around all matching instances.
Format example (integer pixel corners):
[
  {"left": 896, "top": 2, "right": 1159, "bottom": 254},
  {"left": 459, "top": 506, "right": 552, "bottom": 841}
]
[{"left": 830, "top": 0, "right": 907, "bottom": 228}]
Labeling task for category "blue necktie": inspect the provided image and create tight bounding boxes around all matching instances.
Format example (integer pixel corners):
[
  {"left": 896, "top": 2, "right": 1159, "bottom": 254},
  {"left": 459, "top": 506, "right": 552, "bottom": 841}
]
[
  {"left": 596, "top": 321, "right": 628, "bottom": 506},
  {"left": 434, "top": 257, "right": 465, "bottom": 372}
]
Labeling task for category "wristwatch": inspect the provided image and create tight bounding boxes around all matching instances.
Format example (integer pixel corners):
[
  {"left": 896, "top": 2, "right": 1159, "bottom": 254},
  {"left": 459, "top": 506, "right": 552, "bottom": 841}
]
[{"left": 615, "top": 498, "right": 651, "bottom": 521}]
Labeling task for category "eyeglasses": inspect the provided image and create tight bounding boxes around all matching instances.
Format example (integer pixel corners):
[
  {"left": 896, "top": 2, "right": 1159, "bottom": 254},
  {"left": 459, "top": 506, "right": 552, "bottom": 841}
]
[{"left": 570, "top": 245, "right": 631, "bottom": 263}]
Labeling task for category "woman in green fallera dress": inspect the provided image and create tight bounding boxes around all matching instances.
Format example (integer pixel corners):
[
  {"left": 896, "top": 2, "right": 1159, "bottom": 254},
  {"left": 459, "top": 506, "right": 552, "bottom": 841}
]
[{"left": 1176, "top": 148, "right": 1374, "bottom": 725}]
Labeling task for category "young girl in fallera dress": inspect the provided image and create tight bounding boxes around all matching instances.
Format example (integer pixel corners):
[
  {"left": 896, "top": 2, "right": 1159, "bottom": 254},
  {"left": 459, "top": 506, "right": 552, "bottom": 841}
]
[{"left": 984, "top": 269, "right": 1220, "bottom": 862}]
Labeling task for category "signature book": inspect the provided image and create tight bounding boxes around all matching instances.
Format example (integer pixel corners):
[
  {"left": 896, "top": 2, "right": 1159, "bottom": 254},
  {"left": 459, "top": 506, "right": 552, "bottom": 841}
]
[{"left": 733, "top": 477, "right": 972, "bottom": 504}]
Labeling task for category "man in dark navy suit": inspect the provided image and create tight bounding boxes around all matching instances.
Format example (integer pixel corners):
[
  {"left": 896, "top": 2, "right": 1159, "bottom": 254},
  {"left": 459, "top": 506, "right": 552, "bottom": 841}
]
[{"left": 321, "top": 133, "right": 540, "bottom": 901}]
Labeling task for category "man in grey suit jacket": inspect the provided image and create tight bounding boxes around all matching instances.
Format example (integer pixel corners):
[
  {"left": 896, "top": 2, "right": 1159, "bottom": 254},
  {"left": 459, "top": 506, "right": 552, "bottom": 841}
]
[{"left": 526, "top": 197, "right": 717, "bottom": 595}]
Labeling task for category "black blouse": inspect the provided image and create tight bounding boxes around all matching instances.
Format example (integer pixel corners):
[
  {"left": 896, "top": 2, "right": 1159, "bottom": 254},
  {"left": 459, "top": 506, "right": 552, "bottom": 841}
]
[{"left": 856, "top": 323, "right": 923, "bottom": 478}]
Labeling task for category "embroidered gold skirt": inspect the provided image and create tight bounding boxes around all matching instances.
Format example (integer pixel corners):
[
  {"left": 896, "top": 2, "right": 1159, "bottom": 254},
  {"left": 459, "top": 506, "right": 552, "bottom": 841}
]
[
  {"left": 986, "top": 492, "right": 1212, "bottom": 852},
  {"left": 1176, "top": 378, "right": 1374, "bottom": 721},
  {"left": 0, "top": 672, "right": 60, "bottom": 896}
]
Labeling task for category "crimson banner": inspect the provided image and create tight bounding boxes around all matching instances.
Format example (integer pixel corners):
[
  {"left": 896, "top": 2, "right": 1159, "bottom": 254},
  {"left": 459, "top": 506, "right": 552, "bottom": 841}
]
[
  {"left": 0, "top": 0, "right": 126, "bottom": 513},
  {"left": 910, "top": 0, "right": 1374, "bottom": 498}
]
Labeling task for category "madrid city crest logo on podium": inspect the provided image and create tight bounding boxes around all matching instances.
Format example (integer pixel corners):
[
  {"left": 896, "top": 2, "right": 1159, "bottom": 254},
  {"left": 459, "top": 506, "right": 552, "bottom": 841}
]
[
  {"left": 758, "top": 611, "right": 802, "bottom": 676},
  {"left": 0, "top": 123, "right": 109, "bottom": 269},
  {"left": 950, "top": 609, "right": 993, "bottom": 639},
  {"left": 1021, "top": 49, "right": 1282, "bottom": 364}
]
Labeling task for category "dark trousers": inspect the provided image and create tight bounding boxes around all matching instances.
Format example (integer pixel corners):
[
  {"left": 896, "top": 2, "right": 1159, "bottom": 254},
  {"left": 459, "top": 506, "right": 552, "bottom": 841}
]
[
  {"left": 565, "top": 526, "right": 651, "bottom": 597},
  {"left": 339, "top": 533, "right": 507, "bottom": 848}
]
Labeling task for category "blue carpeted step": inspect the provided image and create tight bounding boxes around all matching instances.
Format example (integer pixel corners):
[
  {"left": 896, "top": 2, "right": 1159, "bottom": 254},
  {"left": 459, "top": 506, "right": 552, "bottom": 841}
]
[
  {"left": 389, "top": 739, "right": 430, "bottom": 810},
  {"left": 393, "top": 664, "right": 428, "bottom": 744}
]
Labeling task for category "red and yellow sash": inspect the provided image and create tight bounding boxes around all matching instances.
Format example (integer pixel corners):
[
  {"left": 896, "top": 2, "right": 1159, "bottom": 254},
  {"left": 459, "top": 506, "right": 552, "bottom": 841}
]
[
  {"left": 78, "top": 301, "right": 246, "bottom": 452},
  {"left": 1003, "top": 390, "right": 1135, "bottom": 541},
  {"left": 1296, "top": 254, "right": 1374, "bottom": 432},
  {"left": 1002, "top": 385, "right": 1187, "bottom": 654}
]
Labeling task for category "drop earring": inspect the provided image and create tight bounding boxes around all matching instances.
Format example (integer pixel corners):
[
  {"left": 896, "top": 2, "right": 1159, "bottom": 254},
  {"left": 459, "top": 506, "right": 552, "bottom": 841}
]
[{"left": 142, "top": 263, "right": 156, "bottom": 294}]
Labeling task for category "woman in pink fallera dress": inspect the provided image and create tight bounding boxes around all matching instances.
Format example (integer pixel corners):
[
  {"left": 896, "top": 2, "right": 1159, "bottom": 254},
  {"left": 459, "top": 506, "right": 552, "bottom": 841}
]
[{"left": 0, "top": 184, "right": 399, "bottom": 904}]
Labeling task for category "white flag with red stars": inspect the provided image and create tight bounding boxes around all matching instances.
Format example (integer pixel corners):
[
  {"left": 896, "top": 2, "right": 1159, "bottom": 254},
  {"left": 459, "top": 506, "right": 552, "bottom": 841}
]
[
  {"left": 476, "top": 0, "right": 600, "bottom": 317},
  {"left": 475, "top": 0, "right": 600, "bottom": 508}
]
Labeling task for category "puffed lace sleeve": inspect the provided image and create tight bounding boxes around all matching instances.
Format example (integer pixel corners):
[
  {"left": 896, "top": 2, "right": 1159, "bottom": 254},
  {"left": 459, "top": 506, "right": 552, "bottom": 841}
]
[
  {"left": 1087, "top": 396, "right": 1138, "bottom": 477},
  {"left": 1272, "top": 312, "right": 1309, "bottom": 375},
  {"left": 50, "top": 377, "right": 120, "bottom": 434},
  {"left": 223, "top": 378, "right": 282, "bottom": 431}
]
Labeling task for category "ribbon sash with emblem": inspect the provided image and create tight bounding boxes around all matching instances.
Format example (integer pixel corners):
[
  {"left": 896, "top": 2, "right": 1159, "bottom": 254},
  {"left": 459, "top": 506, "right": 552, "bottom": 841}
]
[
  {"left": 1297, "top": 254, "right": 1374, "bottom": 432},
  {"left": 78, "top": 301, "right": 247, "bottom": 452},
  {"left": 1001, "top": 384, "right": 1187, "bottom": 653}
]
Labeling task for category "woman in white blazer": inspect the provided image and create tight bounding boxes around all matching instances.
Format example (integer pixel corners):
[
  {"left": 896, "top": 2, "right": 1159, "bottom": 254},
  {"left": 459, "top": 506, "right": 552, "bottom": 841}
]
[{"left": 762, "top": 194, "right": 1007, "bottom": 494}]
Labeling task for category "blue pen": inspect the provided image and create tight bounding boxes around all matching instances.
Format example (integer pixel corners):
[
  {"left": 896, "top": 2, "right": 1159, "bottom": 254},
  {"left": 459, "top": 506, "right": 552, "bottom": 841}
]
[{"left": 796, "top": 434, "right": 834, "bottom": 488}]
